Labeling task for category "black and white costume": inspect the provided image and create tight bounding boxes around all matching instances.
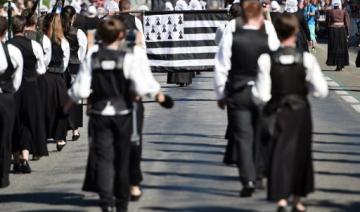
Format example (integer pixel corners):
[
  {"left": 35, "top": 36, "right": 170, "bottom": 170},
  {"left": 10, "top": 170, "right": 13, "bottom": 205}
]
[
  {"left": 69, "top": 44, "right": 160, "bottom": 210},
  {"left": 44, "top": 38, "right": 70, "bottom": 141},
  {"left": 64, "top": 27, "right": 87, "bottom": 131},
  {"left": 24, "top": 31, "right": 52, "bottom": 67},
  {"left": 252, "top": 47, "right": 328, "bottom": 201},
  {"left": 215, "top": 18, "right": 279, "bottom": 185},
  {"left": 0, "top": 43, "right": 23, "bottom": 188},
  {"left": 7, "top": 36, "right": 48, "bottom": 158}
]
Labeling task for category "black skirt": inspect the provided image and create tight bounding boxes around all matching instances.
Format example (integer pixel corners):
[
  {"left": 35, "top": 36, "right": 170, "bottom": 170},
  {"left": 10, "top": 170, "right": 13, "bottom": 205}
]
[
  {"left": 66, "top": 64, "right": 83, "bottom": 130},
  {"left": 326, "top": 27, "right": 349, "bottom": 67},
  {"left": 167, "top": 72, "right": 193, "bottom": 84},
  {"left": 12, "top": 80, "right": 48, "bottom": 157},
  {"left": 0, "top": 94, "right": 15, "bottom": 188},
  {"left": 268, "top": 104, "right": 314, "bottom": 201},
  {"left": 43, "top": 72, "right": 69, "bottom": 140}
]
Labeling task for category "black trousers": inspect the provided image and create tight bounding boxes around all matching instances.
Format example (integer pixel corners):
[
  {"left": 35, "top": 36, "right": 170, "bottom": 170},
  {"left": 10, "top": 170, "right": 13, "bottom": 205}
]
[
  {"left": 227, "top": 87, "right": 259, "bottom": 185},
  {"left": 89, "top": 114, "right": 131, "bottom": 209},
  {"left": 129, "top": 102, "right": 144, "bottom": 186},
  {"left": 0, "top": 94, "right": 15, "bottom": 188}
]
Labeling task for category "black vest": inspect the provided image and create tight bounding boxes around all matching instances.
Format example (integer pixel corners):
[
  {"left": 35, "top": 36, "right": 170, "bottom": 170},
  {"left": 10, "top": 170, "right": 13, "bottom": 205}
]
[
  {"left": 226, "top": 21, "right": 270, "bottom": 94},
  {"left": 24, "top": 30, "right": 44, "bottom": 46},
  {"left": 267, "top": 47, "right": 308, "bottom": 111},
  {"left": 0, "top": 43, "right": 16, "bottom": 93},
  {"left": 48, "top": 42, "right": 64, "bottom": 73},
  {"left": 65, "top": 27, "right": 81, "bottom": 65},
  {"left": 7, "top": 36, "right": 38, "bottom": 81},
  {"left": 88, "top": 48, "right": 132, "bottom": 114}
]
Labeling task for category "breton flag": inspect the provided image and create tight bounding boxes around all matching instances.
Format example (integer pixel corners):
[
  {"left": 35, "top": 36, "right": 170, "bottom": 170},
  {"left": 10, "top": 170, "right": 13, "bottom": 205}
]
[{"left": 143, "top": 10, "right": 229, "bottom": 72}]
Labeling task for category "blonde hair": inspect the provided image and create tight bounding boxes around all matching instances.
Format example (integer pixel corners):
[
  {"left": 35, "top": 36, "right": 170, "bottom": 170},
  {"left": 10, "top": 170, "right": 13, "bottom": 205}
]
[{"left": 45, "top": 14, "right": 64, "bottom": 45}]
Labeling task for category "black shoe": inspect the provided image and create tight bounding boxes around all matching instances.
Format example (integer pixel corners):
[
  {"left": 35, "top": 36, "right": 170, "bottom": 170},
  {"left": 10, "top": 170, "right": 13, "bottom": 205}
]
[
  {"left": 20, "top": 159, "right": 31, "bottom": 174},
  {"left": 277, "top": 206, "right": 287, "bottom": 212},
  {"left": 101, "top": 206, "right": 113, "bottom": 212},
  {"left": 115, "top": 206, "right": 128, "bottom": 212},
  {"left": 72, "top": 133, "right": 80, "bottom": 141},
  {"left": 56, "top": 142, "right": 67, "bottom": 152},
  {"left": 240, "top": 181, "right": 255, "bottom": 197},
  {"left": 292, "top": 205, "right": 307, "bottom": 212},
  {"left": 12, "top": 162, "right": 23, "bottom": 173}
]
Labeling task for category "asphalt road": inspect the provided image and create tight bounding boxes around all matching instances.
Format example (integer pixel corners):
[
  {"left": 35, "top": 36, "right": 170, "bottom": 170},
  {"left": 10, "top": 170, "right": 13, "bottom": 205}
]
[{"left": 0, "top": 46, "right": 360, "bottom": 212}]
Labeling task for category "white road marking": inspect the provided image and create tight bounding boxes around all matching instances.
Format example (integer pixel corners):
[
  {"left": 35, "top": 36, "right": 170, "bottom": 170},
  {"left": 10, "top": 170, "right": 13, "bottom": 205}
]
[
  {"left": 335, "top": 90, "right": 348, "bottom": 95},
  {"left": 351, "top": 105, "right": 360, "bottom": 113},
  {"left": 324, "top": 76, "right": 332, "bottom": 81},
  {"left": 341, "top": 95, "right": 360, "bottom": 104},
  {"left": 327, "top": 81, "right": 340, "bottom": 87}
]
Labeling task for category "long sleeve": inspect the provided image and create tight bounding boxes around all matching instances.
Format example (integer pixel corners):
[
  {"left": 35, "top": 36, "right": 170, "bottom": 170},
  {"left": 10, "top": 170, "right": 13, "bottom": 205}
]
[
  {"left": 31, "top": 40, "right": 46, "bottom": 75},
  {"left": 264, "top": 20, "right": 280, "bottom": 51},
  {"left": 77, "top": 29, "right": 88, "bottom": 61},
  {"left": 252, "top": 53, "right": 272, "bottom": 105},
  {"left": 7, "top": 44, "right": 23, "bottom": 92},
  {"left": 61, "top": 38, "right": 70, "bottom": 72},
  {"left": 214, "top": 20, "right": 233, "bottom": 100},
  {"left": 124, "top": 46, "right": 161, "bottom": 97},
  {"left": 68, "top": 45, "right": 96, "bottom": 102},
  {"left": 303, "top": 52, "right": 328, "bottom": 98},
  {"left": 0, "top": 44, "right": 8, "bottom": 73},
  {"left": 42, "top": 35, "right": 52, "bottom": 67},
  {"left": 344, "top": 10, "right": 351, "bottom": 35}
]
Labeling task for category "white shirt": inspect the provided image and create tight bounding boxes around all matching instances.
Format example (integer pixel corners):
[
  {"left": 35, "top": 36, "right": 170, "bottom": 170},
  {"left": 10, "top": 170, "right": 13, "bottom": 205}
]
[
  {"left": 77, "top": 29, "right": 88, "bottom": 62},
  {"left": 189, "top": 0, "right": 203, "bottom": 10},
  {"left": 0, "top": 43, "right": 8, "bottom": 72},
  {"left": 42, "top": 35, "right": 52, "bottom": 67},
  {"left": 31, "top": 40, "right": 46, "bottom": 75},
  {"left": 104, "top": 0, "right": 119, "bottom": 13},
  {"left": 68, "top": 45, "right": 161, "bottom": 114},
  {"left": 252, "top": 51, "right": 328, "bottom": 104},
  {"left": 0, "top": 44, "right": 23, "bottom": 93},
  {"left": 214, "top": 20, "right": 280, "bottom": 100},
  {"left": 61, "top": 38, "right": 70, "bottom": 72}
]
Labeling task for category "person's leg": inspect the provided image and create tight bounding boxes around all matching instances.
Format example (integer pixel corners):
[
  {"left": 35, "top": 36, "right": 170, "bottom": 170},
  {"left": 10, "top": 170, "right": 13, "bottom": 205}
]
[
  {"left": 292, "top": 195, "right": 307, "bottom": 211},
  {"left": 113, "top": 115, "right": 132, "bottom": 212},
  {"left": 92, "top": 116, "right": 115, "bottom": 209}
]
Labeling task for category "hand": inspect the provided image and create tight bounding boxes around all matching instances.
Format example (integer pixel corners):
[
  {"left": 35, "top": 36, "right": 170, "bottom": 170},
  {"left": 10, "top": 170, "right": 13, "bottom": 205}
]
[
  {"left": 217, "top": 99, "right": 226, "bottom": 110},
  {"left": 156, "top": 93, "right": 174, "bottom": 109}
]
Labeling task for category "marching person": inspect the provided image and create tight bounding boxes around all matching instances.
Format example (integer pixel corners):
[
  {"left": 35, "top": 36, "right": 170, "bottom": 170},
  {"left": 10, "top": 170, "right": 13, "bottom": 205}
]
[
  {"left": 214, "top": 0, "right": 278, "bottom": 197},
  {"left": 252, "top": 13, "right": 328, "bottom": 212},
  {"left": 8, "top": 15, "right": 48, "bottom": 173},
  {"left": 0, "top": 16, "right": 23, "bottom": 187},
  {"left": 42, "top": 13, "right": 70, "bottom": 151},
  {"left": 61, "top": 5, "right": 87, "bottom": 141},
  {"left": 69, "top": 17, "right": 173, "bottom": 212},
  {"left": 326, "top": 0, "right": 351, "bottom": 71}
]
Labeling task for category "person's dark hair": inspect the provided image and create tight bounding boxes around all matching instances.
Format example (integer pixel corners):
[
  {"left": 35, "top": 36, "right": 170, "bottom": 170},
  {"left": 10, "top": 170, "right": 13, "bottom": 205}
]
[
  {"left": 61, "top": 5, "right": 76, "bottom": 34},
  {"left": 230, "top": 3, "right": 242, "bottom": 19},
  {"left": 12, "top": 15, "right": 27, "bottom": 34},
  {"left": 97, "top": 18, "right": 125, "bottom": 44},
  {"left": 241, "top": 0, "right": 262, "bottom": 22},
  {"left": 119, "top": 0, "right": 131, "bottom": 11},
  {"left": 21, "top": 8, "right": 37, "bottom": 27},
  {"left": 0, "top": 16, "right": 8, "bottom": 37},
  {"left": 273, "top": 13, "right": 299, "bottom": 41}
]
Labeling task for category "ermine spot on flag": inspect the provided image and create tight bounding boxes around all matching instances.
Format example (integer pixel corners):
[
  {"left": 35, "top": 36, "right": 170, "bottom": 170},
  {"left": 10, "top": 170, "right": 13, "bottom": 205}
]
[{"left": 143, "top": 10, "right": 228, "bottom": 72}]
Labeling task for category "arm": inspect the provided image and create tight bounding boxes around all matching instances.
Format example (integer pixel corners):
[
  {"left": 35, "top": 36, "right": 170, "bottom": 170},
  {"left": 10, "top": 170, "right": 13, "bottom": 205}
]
[
  {"left": 344, "top": 10, "right": 351, "bottom": 35},
  {"left": 124, "top": 46, "right": 161, "bottom": 98},
  {"left": 77, "top": 29, "right": 88, "bottom": 61},
  {"left": 264, "top": 20, "right": 280, "bottom": 51},
  {"left": 7, "top": 44, "right": 23, "bottom": 92},
  {"left": 42, "top": 35, "right": 52, "bottom": 67},
  {"left": 303, "top": 52, "right": 328, "bottom": 98},
  {"left": 31, "top": 40, "right": 46, "bottom": 75},
  {"left": 68, "top": 45, "right": 97, "bottom": 102},
  {"left": 213, "top": 20, "right": 234, "bottom": 102},
  {"left": 0, "top": 44, "right": 8, "bottom": 73},
  {"left": 61, "top": 38, "right": 70, "bottom": 72},
  {"left": 252, "top": 53, "right": 272, "bottom": 105}
]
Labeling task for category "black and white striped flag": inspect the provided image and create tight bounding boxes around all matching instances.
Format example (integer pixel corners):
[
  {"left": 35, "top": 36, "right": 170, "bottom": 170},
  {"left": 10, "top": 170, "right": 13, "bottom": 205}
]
[{"left": 143, "top": 10, "right": 228, "bottom": 72}]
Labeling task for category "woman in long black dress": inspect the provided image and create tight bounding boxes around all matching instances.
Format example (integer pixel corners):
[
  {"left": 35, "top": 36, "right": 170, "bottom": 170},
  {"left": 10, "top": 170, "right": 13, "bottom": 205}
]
[
  {"left": 61, "top": 6, "right": 88, "bottom": 141},
  {"left": 43, "top": 14, "right": 70, "bottom": 151},
  {"left": 253, "top": 14, "right": 328, "bottom": 212},
  {"left": 326, "top": 1, "right": 351, "bottom": 71}
]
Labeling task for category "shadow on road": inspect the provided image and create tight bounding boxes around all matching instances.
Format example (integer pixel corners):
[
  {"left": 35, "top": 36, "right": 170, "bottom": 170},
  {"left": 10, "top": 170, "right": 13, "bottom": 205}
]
[
  {"left": 144, "top": 171, "right": 238, "bottom": 182},
  {"left": 314, "top": 140, "right": 360, "bottom": 146},
  {"left": 144, "top": 133, "right": 224, "bottom": 140},
  {"left": 0, "top": 192, "right": 97, "bottom": 207},
  {"left": 142, "top": 158, "right": 223, "bottom": 166},
  {"left": 313, "top": 132, "right": 360, "bottom": 138},
  {"left": 158, "top": 149, "right": 224, "bottom": 155},
  {"left": 307, "top": 199, "right": 360, "bottom": 212},
  {"left": 316, "top": 170, "right": 360, "bottom": 178},
  {"left": 141, "top": 206, "right": 255, "bottom": 212},
  {"left": 313, "top": 157, "right": 360, "bottom": 164},
  {"left": 313, "top": 149, "right": 360, "bottom": 156}
]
